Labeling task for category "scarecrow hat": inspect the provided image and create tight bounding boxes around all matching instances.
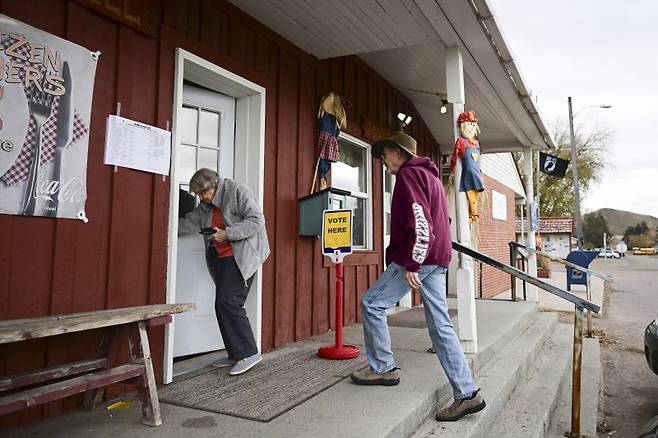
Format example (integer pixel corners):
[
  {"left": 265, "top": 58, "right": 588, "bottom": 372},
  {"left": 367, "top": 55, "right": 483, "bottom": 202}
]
[{"left": 457, "top": 110, "right": 478, "bottom": 124}]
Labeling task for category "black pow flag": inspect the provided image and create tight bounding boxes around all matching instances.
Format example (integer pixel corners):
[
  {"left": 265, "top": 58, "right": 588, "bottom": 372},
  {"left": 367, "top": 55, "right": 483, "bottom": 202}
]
[{"left": 539, "top": 152, "right": 569, "bottom": 177}]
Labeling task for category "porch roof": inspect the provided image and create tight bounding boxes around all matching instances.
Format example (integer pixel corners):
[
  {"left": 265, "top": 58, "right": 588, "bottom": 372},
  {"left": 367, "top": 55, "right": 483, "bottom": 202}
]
[{"left": 230, "top": 0, "right": 556, "bottom": 154}]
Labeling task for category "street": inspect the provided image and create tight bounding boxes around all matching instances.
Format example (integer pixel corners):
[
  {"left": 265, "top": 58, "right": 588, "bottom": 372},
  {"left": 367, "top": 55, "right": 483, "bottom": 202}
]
[{"left": 592, "top": 254, "right": 658, "bottom": 437}]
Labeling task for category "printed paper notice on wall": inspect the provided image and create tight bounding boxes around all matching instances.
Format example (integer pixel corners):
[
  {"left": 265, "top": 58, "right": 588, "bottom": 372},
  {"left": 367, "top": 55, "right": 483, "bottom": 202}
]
[
  {"left": 492, "top": 190, "right": 507, "bottom": 220},
  {"left": 104, "top": 115, "right": 171, "bottom": 175}
]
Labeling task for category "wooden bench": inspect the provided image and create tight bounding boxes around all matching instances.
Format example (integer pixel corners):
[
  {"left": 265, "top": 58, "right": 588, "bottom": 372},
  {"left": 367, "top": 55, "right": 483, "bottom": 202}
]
[{"left": 0, "top": 304, "right": 193, "bottom": 426}]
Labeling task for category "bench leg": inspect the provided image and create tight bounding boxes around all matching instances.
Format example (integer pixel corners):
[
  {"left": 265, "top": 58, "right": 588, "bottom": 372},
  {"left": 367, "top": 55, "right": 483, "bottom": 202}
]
[
  {"left": 82, "top": 326, "right": 126, "bottom": 410},
  {"left": 129, "top": 321, "right": 162, "bottom": 427}
]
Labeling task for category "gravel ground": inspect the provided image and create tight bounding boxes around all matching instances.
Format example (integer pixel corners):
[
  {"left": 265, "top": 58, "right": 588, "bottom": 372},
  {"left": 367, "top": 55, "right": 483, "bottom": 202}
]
[{"left": 590, "top": 254, "right": 658, "bottom": 437}]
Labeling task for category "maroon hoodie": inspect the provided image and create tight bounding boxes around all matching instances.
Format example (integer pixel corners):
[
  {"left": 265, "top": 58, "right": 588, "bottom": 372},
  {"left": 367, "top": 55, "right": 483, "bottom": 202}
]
[{"left": 386, "top": 156, "right": 452, "bottom": 272}]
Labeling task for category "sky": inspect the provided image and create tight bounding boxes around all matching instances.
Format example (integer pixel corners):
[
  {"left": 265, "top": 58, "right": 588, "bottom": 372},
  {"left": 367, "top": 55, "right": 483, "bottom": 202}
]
[{"left": 489, "top": 0, "right": 658, "bottom": 218}]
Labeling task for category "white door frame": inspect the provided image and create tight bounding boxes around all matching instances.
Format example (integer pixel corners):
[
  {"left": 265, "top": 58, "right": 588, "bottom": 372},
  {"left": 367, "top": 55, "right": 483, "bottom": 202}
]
[{"left": 163, "top": 48, "right": 266, "bottom": 384}]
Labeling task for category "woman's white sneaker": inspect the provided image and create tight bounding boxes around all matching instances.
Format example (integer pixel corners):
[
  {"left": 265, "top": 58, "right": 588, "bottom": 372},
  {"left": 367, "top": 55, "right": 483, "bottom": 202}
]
[
  {"left": 210, "top": 357, "right": 235, "bottom": 368},
  {"left": 229, "top": 353, "right": 262, "bottom": 375}
]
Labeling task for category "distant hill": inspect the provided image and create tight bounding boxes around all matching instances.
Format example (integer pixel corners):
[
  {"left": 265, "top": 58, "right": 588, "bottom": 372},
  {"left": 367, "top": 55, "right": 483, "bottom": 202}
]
[{"left": 593, "top": 208, "right": 658, "bottom": 236}]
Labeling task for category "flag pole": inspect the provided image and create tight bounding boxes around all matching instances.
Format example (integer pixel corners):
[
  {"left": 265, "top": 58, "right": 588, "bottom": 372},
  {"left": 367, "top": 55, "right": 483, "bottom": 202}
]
[
  {"left": 533, "top": 150, "right": 540, "bottom": 251},
  {"left": 536, "top": 150, "right": 541, "bottom": 234}
]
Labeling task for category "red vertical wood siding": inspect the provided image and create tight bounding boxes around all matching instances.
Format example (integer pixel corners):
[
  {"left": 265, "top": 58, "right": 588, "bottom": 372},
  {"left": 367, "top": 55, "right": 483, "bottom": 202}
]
[{"left": 0, "top": 0, "right": 441, "bottom": 427}]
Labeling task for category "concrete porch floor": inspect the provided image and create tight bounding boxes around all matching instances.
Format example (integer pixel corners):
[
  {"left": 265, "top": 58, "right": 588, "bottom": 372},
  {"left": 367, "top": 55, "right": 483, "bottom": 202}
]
[{"left": 4, "top": 299, "right": 538, "bottom": 438}]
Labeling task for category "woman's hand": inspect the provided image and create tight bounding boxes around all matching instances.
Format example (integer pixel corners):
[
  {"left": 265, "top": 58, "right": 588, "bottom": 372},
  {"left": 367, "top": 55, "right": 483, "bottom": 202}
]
[{"left": 212, "top": 228, "right": 228, "bottom": 243}]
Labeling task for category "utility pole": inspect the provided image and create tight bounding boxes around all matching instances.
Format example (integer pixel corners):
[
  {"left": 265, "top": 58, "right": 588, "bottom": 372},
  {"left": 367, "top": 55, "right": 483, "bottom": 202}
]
[{"left": 568, "top": 97, "right": 584, "bottom": 250}]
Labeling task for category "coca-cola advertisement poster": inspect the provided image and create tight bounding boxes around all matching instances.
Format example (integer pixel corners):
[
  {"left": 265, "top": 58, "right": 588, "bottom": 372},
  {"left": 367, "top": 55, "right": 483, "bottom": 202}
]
[{"left": 0, "top": 14, "right": 98, "bottom": 221}]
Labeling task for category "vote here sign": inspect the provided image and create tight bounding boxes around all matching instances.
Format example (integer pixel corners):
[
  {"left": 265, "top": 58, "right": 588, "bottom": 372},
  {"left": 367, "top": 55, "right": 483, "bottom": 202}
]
[{"left": 322, "top": 209, "right": 352, "bottom": 263}]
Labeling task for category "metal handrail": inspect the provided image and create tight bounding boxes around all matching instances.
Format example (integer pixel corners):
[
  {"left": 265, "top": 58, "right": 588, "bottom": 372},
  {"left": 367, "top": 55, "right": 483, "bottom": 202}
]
[
  {"left": 515, "top": 246, "right": 528, "bottom": 261},
  {"left": 510, "top": 241, "right": 611, "bottom": 281},
  {"left": 509, "top": 242, "right": 528, "bottom": 301},
  {"left": 454, "top": 241, "right": 600, "bottom": 313},
  {"left": 452, "top": 240, "right": 599, "bottom": 437},
  {"left": 510, "top": 241, "right": 611, "bottom": 359}
]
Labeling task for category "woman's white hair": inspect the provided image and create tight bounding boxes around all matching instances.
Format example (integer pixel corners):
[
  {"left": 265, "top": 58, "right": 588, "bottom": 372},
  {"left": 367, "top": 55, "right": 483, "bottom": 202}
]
[{"left": 189, "top": 168, "right": 220, "bottom": 192}]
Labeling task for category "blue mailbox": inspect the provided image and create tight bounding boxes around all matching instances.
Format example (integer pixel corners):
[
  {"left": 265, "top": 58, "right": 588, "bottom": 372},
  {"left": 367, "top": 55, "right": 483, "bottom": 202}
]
[{"left": 566, "top": 250, "right": 599, "bottom": 291}]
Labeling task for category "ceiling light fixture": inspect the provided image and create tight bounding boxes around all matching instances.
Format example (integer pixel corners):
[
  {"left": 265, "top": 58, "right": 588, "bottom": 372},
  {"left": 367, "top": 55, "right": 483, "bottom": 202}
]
[
  {"left": 397, "top": 112, "right": 413, "bottom": 131},
  {"left": 440, "top": 99, "right": 448, "bottom": 114}
]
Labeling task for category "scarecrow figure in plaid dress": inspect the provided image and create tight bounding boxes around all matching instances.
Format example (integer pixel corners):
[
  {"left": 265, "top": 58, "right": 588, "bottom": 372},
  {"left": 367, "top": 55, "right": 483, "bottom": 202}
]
[
  {"left": 450, "top": 111, "right": 484, "bottom": 223},
  {"left": 315, "top": 92, "right": 347, "bottom": 191}
]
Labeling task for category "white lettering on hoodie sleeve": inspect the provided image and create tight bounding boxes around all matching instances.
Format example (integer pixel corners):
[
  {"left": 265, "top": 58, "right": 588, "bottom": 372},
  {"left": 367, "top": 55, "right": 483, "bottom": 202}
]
[{"left": 411, "top": 202, "right": 430, "bottom": 264}]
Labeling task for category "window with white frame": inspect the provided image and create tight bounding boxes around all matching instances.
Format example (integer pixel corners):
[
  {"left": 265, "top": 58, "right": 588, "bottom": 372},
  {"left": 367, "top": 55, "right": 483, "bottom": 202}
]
[{"left": 331, "top": 133, "right": 372, "bottom": 249}]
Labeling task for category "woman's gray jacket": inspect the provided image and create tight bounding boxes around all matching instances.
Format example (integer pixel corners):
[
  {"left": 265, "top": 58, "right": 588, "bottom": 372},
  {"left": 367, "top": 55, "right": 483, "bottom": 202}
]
[{"left": 178, "top": 178, "right": 270, "bottom": 280}]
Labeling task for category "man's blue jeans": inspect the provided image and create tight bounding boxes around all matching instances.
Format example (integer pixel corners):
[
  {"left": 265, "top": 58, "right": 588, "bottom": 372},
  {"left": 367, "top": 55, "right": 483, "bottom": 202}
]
[{"left": 360, "top": 262, "right": 478, "bottom": 400}]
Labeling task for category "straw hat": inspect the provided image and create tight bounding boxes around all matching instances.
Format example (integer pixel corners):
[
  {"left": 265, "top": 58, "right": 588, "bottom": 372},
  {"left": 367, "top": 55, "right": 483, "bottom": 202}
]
[{"left": 371, "top": 131, "right": 417, "bottom": 158}]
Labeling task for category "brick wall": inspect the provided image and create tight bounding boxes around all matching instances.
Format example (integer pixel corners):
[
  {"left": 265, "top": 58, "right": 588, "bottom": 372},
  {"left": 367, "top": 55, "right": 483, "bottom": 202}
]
[{"left": 475, "top": 175, "right": 518, "bottom": 298}]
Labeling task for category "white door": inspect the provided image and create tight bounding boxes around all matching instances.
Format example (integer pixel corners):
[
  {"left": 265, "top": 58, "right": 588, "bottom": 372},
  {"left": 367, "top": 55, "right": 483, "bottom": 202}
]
[{"left": 174, "top": 84, "right": 235, "bottom": 357}]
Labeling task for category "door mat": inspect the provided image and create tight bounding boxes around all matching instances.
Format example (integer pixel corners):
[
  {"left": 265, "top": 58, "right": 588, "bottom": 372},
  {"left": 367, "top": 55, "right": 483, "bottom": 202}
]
[
  {"left": 159, "top": 349, "right": 368, "bottom": 422},
  {"left": 387, "top": 306, "right": 457, "bottom": 328}
]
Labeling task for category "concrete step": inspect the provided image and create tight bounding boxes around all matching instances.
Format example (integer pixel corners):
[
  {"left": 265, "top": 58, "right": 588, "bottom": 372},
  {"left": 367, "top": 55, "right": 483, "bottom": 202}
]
[
  {"left": 292, "top": 301, "right": 540, "bottom": 438},
  {"left": 2, "top": 300, "right": 542, "bottom": 438},
  {"left": 288, "top": 299, "right": 540, "bottom": 438},
  {"left": 411, "top": 312, "right": 560, "bottom": 438},
  {"left": 487, "top": 323, "right": 574, "bottom": 438},
  {"left": 548, "top": 337, "right": 601, "bottom": 438}
]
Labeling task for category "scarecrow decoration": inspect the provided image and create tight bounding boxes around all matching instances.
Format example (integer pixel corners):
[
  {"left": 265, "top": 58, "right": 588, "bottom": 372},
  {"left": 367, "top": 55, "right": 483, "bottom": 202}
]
[
  {"left": 312, "top": 91, "right": 348, "bottom": 192},
  {"left": 450, "top": 110, "right": 484, "bottom": 223}
]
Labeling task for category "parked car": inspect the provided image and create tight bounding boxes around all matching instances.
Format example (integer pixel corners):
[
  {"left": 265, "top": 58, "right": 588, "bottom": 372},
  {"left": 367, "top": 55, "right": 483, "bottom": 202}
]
[
  {"left": 634, "top": 247, "right": 658, "bottom": 255},
  {"left": 598, "top": 248, "right": 620, "bottom": 258},
  {"left": 638, "top": 414, "right": 658, "bottom": 438},
  {"left": 646, "top": 313, "right": 658, "bottom": 376},
  {"left": 615, "top": 241, "right": 627, "bottom": 257},
  {"left": 633, "top": 318, "right": 658, "bottom": 438}
]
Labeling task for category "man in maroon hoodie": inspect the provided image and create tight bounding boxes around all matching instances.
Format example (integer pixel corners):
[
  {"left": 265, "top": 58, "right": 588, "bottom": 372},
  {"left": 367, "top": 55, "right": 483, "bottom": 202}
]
[{"left": 350, "top": 132, "right": 485, "bottom": 422}]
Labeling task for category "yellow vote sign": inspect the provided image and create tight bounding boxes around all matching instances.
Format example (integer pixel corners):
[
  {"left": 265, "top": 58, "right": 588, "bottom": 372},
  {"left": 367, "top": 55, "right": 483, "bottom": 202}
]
[{"left": 322, "top": 209, "right": 353, "bottom": 263}]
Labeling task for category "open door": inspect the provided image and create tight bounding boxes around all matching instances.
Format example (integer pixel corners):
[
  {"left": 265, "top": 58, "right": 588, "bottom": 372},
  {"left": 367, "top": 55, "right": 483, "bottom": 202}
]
[
  {"left": 165, "top": 49, "right": 266, "bottom": 384},
  {"left": 173, "top": 84, "right": 235, "bottom": 357}
]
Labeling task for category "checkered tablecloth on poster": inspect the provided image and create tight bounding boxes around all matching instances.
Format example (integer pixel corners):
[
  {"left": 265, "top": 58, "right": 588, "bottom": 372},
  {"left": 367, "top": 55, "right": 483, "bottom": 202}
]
[
  {"left": 0, "top": 99, "right": 89, "bottom": 186},
  {"left": 0, "top": 37, "right": 89, "bottom": 186}
]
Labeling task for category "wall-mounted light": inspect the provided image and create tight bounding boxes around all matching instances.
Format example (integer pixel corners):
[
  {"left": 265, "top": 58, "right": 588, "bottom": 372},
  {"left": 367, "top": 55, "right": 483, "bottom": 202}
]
[
  {"left": 440, "top": 99, "right": 448, "bottom": 114},
  {"left": 397, "top": 112, "right": 413, "bottom": 131}
]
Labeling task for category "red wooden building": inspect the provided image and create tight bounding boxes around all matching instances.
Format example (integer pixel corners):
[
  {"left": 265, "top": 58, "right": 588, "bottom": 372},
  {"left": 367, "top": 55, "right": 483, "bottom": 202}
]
[{"left": 0, "top": 0, "right": 554, "bottom": 428}]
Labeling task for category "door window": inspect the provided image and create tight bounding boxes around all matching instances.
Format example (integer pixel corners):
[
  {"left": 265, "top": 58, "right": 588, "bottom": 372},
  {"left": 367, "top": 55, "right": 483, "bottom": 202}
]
[{"left": 178, "top": 105, "right": 221, "bottom": 195}]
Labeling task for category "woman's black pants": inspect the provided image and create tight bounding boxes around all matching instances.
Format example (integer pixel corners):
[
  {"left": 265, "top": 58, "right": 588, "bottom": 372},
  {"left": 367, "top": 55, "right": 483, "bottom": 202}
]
[{"left": 206, "top": 252, "right": 258, "bottom": 361}]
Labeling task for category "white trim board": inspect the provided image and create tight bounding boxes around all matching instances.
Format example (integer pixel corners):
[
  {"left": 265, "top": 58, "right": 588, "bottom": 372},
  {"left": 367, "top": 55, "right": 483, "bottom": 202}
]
[
  {"left": 163, "top": 48, "right": 266, "bottom": 384},
  {"left": 336, "top": 132, "right": 374, "bottom": 251},
  {"left": 481, "top": 152, "right": 525, "bottom": 198}
]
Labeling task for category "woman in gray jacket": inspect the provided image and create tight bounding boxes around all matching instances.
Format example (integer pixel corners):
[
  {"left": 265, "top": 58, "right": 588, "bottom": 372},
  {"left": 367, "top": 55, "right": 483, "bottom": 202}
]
[{"left": 179, "top": 168, "right": 270, "bottom": 375}]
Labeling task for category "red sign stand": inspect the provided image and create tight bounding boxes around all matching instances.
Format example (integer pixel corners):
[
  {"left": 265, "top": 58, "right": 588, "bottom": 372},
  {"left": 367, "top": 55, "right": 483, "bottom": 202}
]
[{"left": 318, "top": 262, "right": 360, "bottom": 359}]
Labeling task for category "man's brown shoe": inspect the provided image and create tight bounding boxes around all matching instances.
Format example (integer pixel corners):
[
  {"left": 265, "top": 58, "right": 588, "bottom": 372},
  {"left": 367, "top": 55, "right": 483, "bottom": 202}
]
[
  {"left": 435, "top": 393, "right": 486, "bottom": 421},
  {"left": 350, "top": 367, "right": 400, "bottom": 386}
]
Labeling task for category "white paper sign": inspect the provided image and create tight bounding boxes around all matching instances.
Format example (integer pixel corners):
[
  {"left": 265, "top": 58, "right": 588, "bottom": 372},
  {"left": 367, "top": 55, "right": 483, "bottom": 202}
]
[
  {"left": 492, "top": 190, "right": 507, "bottom": 220},
  {"left": 104, "top": 115, "right": 171, "bottom": 175}
]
